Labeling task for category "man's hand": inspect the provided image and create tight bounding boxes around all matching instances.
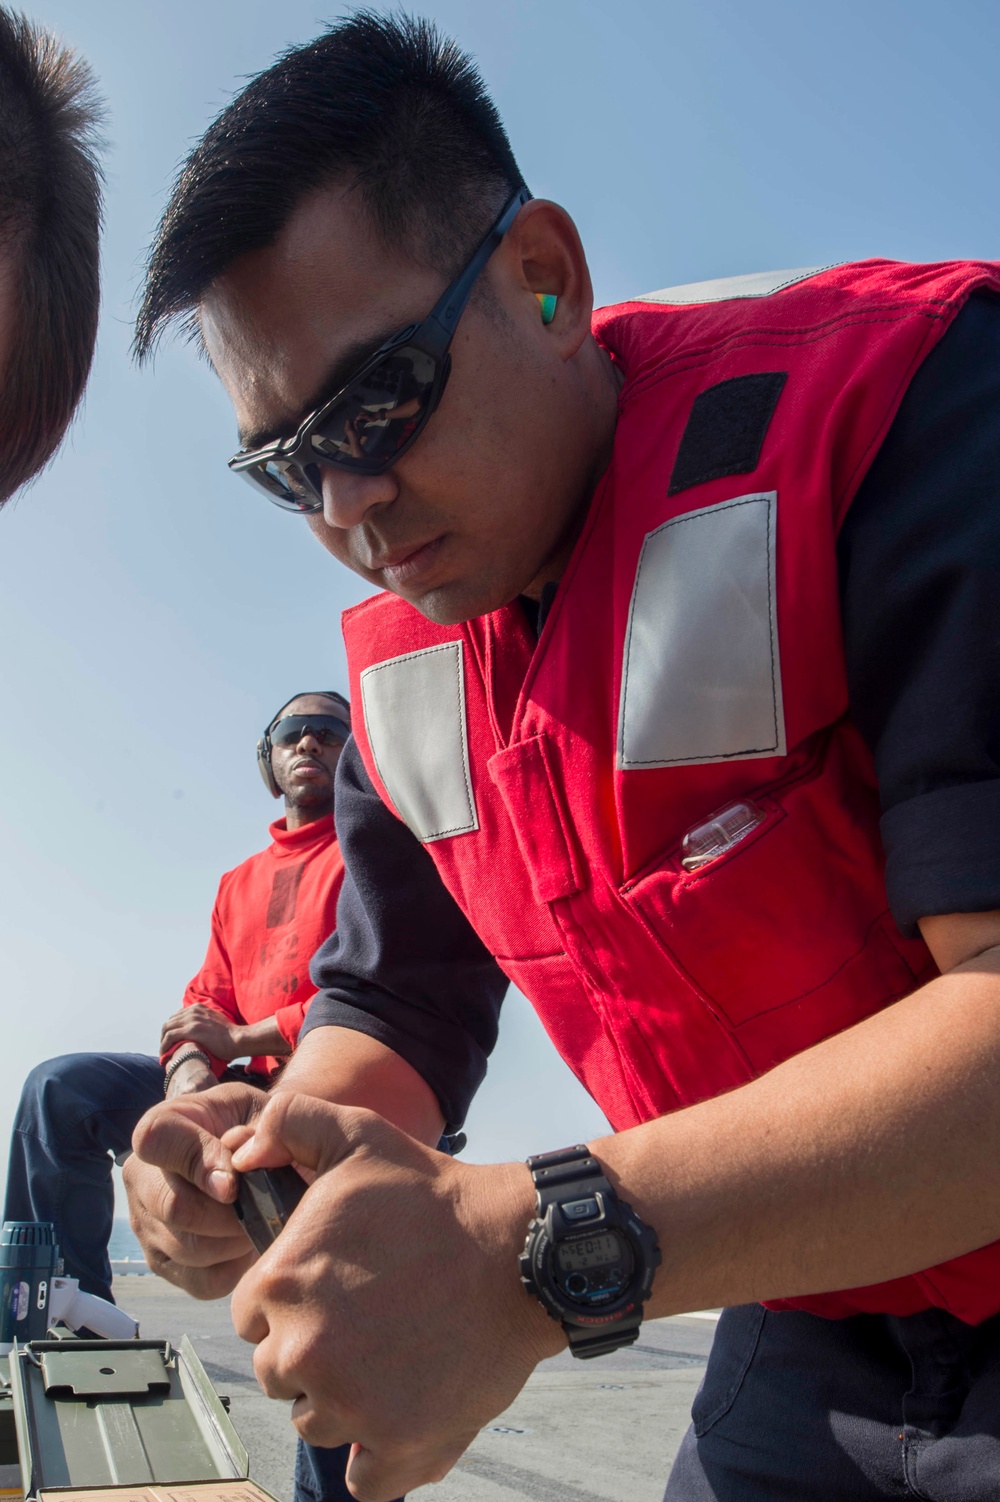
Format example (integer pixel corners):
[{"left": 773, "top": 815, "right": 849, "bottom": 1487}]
[
  {"left": 226, "top": 1093, "right": 563, "bottom": 1502},
  {"left": 160, "top": 1004, "right": 248, "bottom": 1062},
  {"left": 165, "top": 1055, "right": 217, "bottom": 1099},
  {"left": 125, "top": 1081, "right": 267, "bottom": 1299}
]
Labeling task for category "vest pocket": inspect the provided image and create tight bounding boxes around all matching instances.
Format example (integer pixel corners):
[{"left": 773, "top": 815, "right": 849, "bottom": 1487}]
[
  {"left": 489, "top": 736, "right": 584, "bottom": 903},
  {"left": 622, "top": 735, "right": 932, "bottom": 1059}
]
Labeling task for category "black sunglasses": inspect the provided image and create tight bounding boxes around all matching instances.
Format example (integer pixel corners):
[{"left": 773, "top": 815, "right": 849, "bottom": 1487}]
[
  {"left": 269, "top": 714, "right": 350, "bottom": 748},
  {"left": 228, "top": 185, "right": 531, "bottom": 512}
]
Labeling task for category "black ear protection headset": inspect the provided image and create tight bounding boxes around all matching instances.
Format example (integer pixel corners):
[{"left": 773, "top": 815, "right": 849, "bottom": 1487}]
[{"left": 256, "top": 690, "right": 352, "bottom": 799}]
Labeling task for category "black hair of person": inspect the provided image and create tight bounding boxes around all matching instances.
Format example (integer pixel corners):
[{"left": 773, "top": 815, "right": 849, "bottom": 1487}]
[
  {"left": 0, "top": 6, "right": 104, "bottom": 504},
  {"left": 269, "top": 689, "right": 351, "bottom": 727},
  {"left": 133, "top": 10, "right": 524, "bottom": 362}
]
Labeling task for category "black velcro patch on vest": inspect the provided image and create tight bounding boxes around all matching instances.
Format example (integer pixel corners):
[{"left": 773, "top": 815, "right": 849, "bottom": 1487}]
[{"left": 667, "top": 371, "right": 788, "bottom": 496}]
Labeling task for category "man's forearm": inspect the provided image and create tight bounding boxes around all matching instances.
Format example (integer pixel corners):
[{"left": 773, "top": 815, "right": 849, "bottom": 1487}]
[
  {"left": 275, "top": 1025, "right": 445, "bottom": 1145},
  {"left": 165, "top": 1055, "right": 216, "bottom": 1098},
  {"left": 239, "top": 1016, "right": 291, "bottom": 1058},
  {"left": 597, "top": 949, "right": 1000, "bottom": 1316}
]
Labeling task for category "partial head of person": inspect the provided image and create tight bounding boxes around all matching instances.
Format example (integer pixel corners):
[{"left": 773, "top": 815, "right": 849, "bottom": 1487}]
[
  {"left": 135, "top": 11, "right": 620, "bottom": 626},
  {"left": 0, "top": 7, "right": 103, "bottom": 505},
  {"left": 257, "top": 690, "right": 351, "bottom": 829}
]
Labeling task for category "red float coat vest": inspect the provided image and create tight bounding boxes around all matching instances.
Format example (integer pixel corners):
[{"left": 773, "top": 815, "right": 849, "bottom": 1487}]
[{"left": 343, "top": 260, "right": 1000, "bottom": 1323}]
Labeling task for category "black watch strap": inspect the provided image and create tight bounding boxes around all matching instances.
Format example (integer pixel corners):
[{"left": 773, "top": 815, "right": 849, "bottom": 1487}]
[
  {"left": 526, "top": 1145, "right": 644, "bottom": 1357},
  {"left": 527, "top": 1144, "right": 612, "bottom": 1206}
]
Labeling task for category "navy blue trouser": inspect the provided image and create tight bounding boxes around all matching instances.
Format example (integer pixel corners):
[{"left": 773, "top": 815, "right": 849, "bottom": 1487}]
[
  {"left": 665, "top": 1301, "right": 1000, "bottom": 1499},
  {"left": 4, "top": 1051, "right": 392, "bottom": 1502}
]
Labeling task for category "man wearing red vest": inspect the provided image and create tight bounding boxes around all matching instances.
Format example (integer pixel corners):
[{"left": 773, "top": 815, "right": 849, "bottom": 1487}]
[{"left": 125, "top": 15, "right": 1000, "bottom": 1501}]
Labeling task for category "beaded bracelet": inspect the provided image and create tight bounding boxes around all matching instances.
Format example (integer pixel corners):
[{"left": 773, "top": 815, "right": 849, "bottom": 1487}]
[{"left": 163, "top": 1046, "right": 212, "bottom": 1094}]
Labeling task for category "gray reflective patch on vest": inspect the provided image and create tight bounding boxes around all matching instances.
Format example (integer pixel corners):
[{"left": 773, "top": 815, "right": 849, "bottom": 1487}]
[
  {"left": 360, "top": 641, "right": 478, "bottom": 842},
  {"left": 618, "top": 492, "right": 785, "bottom": 769},
  {"left": 632, "top": 265, "right": 838, "bottom": 305}
]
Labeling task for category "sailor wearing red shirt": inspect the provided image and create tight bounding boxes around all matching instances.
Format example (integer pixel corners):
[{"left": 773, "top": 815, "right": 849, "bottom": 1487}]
[
  {"left": 124, "top": 16, "right": 1000, "bottom": 1502},
  {"left": 5, "top": 689, "right": 365, "bottom": 1502},
  {"left": 3, "top": 688, "right": 350, "bottom": 1300},
  {"left": 158, "top": 693, "right": 350, "bottom": 1091}
]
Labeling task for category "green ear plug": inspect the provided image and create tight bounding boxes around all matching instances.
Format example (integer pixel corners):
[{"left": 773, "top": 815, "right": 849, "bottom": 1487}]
[{"left": 536, "top": 292, "right": 558, "bottom": 324}]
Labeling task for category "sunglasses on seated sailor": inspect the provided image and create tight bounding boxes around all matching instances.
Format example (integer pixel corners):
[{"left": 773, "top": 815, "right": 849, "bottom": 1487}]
[
  {"left": 269, "top": 714, "right": 350, "bottom": 748},
  {"left": 228, "top": 184, "right": 532, "bottom": 512}
]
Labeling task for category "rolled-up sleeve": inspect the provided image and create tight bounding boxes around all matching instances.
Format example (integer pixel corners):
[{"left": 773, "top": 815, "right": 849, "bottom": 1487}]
[
  {"left": 839, "top": 293, "right": 1000, "bottom": 936},
  {"left": 301, "top": 736, "right": 508, "bottom": 1131}
]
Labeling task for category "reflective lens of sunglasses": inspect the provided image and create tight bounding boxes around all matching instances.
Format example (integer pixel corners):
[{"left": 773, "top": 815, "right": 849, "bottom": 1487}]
[
  {"left": 306, "top": 346, "right": 438, "bottom": 470},
  {"left": 237, "top": 345, "right": 441, "bottom": 509},
  {"left": 270, "top": 715, "right": 350, "bottom": 747},
  {"left": 250, "top": 457, "right": 323, "bottom": 512}
]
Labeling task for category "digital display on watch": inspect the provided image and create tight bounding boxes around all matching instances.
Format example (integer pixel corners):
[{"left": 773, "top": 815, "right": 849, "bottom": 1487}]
[
  {"left": 556, "top": 1233, "right": 623, "bottom": 1272},
  {"left": 551, "top": 1227, "right": 635, "bottom": 1308}
]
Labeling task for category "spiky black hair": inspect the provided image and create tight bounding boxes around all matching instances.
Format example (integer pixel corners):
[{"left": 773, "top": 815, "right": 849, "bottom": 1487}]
[{"left": 135, "top": 11, "right": 523, "bottom": 362}]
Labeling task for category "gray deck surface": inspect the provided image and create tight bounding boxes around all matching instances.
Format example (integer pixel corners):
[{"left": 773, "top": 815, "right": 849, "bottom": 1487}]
[{"left": 113, "top": 1276, "right": 714, "bottom": 1502}]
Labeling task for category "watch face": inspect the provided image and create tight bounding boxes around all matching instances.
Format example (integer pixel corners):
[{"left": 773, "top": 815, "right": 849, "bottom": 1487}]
[{"left": 553, "top": 1229, "right": 634, "bottom": 1308}]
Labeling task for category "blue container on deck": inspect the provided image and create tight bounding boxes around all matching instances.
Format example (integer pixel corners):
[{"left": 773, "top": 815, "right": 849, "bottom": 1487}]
[{"left": 0, "top": 1221, "right": 58, "bottom": 1354}]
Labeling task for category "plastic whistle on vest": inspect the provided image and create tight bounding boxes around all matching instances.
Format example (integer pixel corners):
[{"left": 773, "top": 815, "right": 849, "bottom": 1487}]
[
  {"left": 0, "top": 1221, "right": 137, "bottom": 1354},
  {"left": 344, "top": 258, "right": 1000, "bottom": 1326}
]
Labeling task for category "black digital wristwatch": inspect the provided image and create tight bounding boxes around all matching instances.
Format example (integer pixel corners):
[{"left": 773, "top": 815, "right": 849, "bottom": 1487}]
[{"left": 518, "top": 1145, "right": 661, "bottom": 1359}]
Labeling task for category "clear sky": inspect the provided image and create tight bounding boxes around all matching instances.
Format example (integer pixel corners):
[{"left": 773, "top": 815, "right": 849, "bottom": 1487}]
[{"left": 2, "top": 0, "right": 1000, "bottom": 1185}]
